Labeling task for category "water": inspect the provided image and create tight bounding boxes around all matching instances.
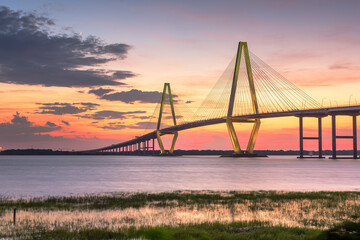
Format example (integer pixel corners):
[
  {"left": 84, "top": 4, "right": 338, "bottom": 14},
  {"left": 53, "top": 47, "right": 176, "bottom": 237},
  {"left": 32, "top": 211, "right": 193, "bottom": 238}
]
[{"left": 0, "top": 155, "right": 359, "bottom": 197}]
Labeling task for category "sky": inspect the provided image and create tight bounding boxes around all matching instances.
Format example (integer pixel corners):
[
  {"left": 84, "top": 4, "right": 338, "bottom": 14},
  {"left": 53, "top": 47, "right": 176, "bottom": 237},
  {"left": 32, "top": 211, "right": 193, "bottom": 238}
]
[{"left": 0, "top": 0, "right": 360, "bottom": 151}]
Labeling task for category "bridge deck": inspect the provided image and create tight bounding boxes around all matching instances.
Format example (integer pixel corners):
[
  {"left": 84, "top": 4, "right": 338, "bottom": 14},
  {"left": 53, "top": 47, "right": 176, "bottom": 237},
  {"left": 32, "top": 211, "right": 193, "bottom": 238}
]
[{"left": 85, "top": 105, "right": 360, "bottom": 152}]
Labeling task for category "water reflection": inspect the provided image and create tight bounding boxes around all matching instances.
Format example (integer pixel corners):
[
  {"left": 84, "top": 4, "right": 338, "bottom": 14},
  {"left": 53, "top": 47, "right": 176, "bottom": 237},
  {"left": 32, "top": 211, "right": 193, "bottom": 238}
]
[{"left": 0, "top": 155, "right": 359, "bottom": 196}]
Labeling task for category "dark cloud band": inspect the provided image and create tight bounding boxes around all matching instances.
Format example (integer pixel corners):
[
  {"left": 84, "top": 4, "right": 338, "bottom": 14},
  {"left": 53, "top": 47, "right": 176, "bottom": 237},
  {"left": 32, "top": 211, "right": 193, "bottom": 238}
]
[
  {"left": 0, "top": 6, "right": 135, "bottom": 87},
  {"left": 98, "top": 89, "right": 177, "bottom": 104},
  {"left": 0, "top": 112, "right": 61, "bottom": 141}
]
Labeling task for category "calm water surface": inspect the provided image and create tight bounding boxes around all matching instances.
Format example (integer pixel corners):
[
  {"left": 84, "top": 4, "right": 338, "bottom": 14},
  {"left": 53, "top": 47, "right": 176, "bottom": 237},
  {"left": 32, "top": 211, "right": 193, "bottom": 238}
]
[{"left": 0, "top": 155, "right": 359, "bottom": 197}]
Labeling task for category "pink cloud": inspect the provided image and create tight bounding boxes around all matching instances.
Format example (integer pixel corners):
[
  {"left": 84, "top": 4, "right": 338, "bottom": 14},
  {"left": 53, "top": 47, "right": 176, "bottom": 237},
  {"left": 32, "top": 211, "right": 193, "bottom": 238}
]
[{"left": 329, "top": 63, "right": 352, "bottom": 70}]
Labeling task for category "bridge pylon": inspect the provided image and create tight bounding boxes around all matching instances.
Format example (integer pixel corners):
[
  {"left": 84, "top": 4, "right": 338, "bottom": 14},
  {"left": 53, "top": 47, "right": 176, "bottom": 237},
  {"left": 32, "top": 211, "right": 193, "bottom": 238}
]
[
  {"left": 156, "top": 83, "right": 178, "bottom": 155},
  {"left": 226, "top": 42, "right": 261, "bottom": 155}
]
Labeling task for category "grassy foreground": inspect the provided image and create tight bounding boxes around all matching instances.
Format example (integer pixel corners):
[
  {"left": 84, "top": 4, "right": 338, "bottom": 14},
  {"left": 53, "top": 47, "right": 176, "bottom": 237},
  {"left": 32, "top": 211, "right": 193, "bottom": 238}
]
[{"left": 0, "top": 191, "right": 360, "bottom": 239}]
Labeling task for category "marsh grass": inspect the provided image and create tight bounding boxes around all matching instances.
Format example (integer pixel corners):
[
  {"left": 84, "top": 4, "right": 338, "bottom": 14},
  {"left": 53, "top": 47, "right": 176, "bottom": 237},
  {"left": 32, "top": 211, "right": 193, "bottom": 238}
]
[
  {"left": 23, "top": 222, "right": 324, "bottom": 240},
  {"left": 0, "top": 191, "right": 359, "bottom": 239},
  {"left": 1, "top": 191, "right": 359, "bottom": 211}
]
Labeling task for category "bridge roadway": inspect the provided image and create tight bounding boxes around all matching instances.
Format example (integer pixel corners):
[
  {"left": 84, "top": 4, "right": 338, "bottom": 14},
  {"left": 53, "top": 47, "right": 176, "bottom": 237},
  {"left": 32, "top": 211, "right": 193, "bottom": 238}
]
[{"left": 85, "top": 105, "right": 360, "bottom": 153}]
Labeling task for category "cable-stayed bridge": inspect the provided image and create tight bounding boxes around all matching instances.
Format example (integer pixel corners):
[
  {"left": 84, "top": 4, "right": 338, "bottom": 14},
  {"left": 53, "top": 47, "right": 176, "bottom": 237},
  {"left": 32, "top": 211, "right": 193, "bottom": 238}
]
[{"left": 83, "top": 42, "right": 360, "bottom": 159}]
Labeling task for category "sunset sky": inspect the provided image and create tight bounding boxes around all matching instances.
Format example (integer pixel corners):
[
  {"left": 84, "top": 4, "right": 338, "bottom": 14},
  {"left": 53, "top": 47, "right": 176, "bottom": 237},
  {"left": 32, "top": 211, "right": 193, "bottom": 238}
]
[{"left": 0, "top": 0, "right": 360, "bottom": 151}]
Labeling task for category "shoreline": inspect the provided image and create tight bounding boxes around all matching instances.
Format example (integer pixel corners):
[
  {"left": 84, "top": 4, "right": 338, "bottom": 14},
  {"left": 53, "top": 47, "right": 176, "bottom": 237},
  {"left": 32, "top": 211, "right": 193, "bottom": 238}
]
[
  {"left": 2, "top": 189, "right": 360, "bottom": 200},
  {"left": 1, "top": 148, "right": 359, "bottom": 156}
]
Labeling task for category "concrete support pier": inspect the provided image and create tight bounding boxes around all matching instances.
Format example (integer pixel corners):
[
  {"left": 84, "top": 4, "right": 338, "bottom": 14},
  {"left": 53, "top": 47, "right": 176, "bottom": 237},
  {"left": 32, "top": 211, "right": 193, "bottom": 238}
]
[
  {"left": 330, "top": 114, "right": 358, "bottom": 159},
  {"left": 298, "top": 116, "right": 324, "bottom": 158}
]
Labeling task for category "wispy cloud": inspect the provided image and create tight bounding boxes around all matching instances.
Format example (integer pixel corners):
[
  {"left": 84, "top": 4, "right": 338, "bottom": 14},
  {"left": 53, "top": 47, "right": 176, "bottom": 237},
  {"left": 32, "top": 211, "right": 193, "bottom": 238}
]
[
  {"left": 61, "top": 120, "right": 70, "bottom": 126},
  {"left": 329, "top": 63, "right": 351, "bottom": 70},
  {"left": 98, "top": 121, "right": 169, "bottom": 130},
  {"left": 88, "top": 88, "right": 115, "bottom": 97},
  {"left": 36, "top": 102, "right": 99, "bottom": 115},
  {"left": 81, "top": 110, "right": 146, "bottom": 120},
  {"left": 99, "top": 89, "right": 169, "bottom": 104}
]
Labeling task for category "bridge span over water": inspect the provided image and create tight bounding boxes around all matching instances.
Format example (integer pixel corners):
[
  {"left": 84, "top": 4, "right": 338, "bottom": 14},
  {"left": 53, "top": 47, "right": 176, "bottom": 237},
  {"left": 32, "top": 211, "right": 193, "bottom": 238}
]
[{"left": 83, "top": 42, "right": 360, "bottom": 159}]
